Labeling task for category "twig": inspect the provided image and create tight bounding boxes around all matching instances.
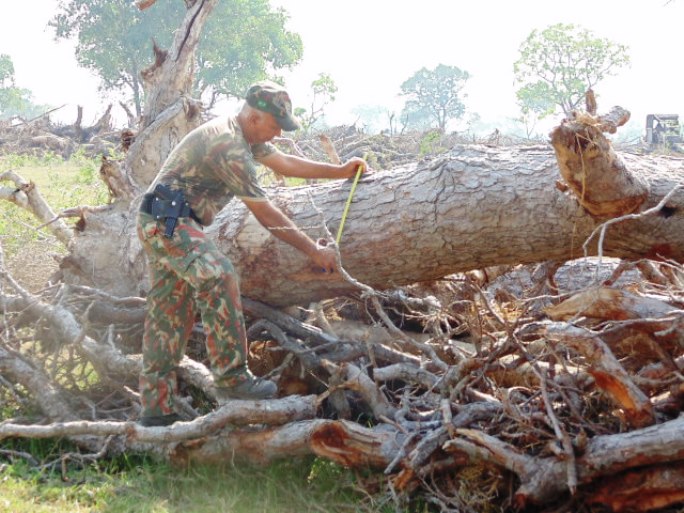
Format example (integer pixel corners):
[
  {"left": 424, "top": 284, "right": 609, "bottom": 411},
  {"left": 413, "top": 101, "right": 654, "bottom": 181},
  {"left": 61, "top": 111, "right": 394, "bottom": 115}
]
[{"left": 539, "top": 369, "right": 578, "bottom": 495}]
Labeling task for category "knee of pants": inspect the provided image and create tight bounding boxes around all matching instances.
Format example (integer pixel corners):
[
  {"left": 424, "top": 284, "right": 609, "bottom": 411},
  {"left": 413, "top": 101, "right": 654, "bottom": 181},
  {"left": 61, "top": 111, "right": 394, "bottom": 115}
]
[
  {"left": 142, "top": 356, "right": 179, "bottom": 377},
  {"left": 186, "top": 251, "right": 237, "bottom": 294}
]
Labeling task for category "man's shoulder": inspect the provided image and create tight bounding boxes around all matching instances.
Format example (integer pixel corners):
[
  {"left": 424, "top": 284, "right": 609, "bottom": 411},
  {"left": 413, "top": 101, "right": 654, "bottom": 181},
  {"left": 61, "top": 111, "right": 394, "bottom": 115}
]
[
  {"left": 195, "top": 115, "right": 238, "bottom": 136},
  {"left": 188, "top": 116, "right": 247, "bottom": 151}
]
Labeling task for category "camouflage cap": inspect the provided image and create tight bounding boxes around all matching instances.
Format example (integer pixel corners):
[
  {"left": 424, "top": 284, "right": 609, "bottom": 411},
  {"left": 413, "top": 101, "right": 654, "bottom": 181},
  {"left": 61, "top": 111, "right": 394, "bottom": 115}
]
[{"left": 245, "top": 80, "right": 300, "bottom": 131}]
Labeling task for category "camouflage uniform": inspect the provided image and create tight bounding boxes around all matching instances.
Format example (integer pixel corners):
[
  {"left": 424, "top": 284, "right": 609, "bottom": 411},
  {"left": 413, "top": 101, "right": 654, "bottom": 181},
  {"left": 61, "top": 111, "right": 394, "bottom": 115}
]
[{"left": 137, "top": 115, "right": 276, "bottom": 417}]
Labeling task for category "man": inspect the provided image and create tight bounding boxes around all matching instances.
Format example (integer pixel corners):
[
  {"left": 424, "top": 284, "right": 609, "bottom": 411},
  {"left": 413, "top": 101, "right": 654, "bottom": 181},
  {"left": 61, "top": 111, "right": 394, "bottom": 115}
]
[{"left": 136, "top": 80, "right": 368, "bottom": 427}]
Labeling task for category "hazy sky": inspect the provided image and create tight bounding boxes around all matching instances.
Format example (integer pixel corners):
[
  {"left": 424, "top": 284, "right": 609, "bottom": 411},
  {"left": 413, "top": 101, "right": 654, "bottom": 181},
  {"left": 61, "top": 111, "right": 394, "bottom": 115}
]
[{"left": 2, "top": 0, "right": 684, "bottom": 133}]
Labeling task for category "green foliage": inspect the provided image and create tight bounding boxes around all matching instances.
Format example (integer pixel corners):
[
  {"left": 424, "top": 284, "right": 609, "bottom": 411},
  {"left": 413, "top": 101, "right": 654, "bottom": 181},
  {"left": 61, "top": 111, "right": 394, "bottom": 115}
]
[
  {"left": 400, "top": 64, "right": 470, "bottom": 131},
  {"left": 50, "top": 0, "right": 303, "bottom": 116},
  {"left": 0, "top": 54, "right": 51, "bottom": 120},
  {"left": 0, "top": 454, "right": 390, "bottom": 513},
  {"left": 514, "top": 23, "right": 630, "bottom": 117},
  {"left": 51, "top": 0, "right": 174, "bottom": 116},
  {"left": 198, "top": 0, "right": 303, "bottom": 108},
  {"left": 419, "top": 130, "right": 445, "bottom": 155},
  {"left": 295, "top": 72, "right": 338, "bottom": 133}
]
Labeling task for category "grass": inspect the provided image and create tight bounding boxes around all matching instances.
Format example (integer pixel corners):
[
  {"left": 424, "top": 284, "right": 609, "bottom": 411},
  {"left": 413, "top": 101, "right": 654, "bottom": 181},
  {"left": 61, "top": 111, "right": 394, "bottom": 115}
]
[
  {"left": 0, "top": 452, "right": 388, "bottom": 513},
  {"left": 0, "top": 150, "right": 109, "bottom": 290},
  {"left": 0, "top": 150, "right": 108, "bottom": 241}
]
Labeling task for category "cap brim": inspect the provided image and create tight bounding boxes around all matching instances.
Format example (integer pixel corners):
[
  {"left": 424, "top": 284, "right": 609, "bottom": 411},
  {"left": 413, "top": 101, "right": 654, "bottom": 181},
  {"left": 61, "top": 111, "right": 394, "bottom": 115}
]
[{"left": 276, "top": 115, "right": 300, "bottom": 132}]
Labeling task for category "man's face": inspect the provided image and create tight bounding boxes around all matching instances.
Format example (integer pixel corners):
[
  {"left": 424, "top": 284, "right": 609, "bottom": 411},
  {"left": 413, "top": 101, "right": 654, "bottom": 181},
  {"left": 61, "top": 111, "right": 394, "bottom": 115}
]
[{"left": 245, "top": 111, "right": 282, "bottom": 144}]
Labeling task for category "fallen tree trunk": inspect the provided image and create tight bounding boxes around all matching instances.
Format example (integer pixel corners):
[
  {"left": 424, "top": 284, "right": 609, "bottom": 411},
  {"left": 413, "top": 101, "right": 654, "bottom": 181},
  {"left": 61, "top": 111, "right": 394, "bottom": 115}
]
[
  {"left": 211, "top": 144, "right": 684, "bottom": 306},
  {"left": 57, "top": 137, "right": 684, "bottom": 307}
]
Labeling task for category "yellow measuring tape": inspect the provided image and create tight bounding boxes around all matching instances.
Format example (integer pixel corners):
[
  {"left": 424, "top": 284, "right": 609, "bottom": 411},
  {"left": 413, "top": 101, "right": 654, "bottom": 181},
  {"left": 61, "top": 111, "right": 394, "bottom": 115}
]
[{"left": 335, "top": 164, "right": 364, "bottom": 245}]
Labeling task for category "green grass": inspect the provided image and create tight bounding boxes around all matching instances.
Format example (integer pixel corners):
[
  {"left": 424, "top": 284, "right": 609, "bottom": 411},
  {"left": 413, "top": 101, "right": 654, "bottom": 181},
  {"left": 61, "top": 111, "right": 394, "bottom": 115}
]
[
  {"left": 0, "top": 453, "right": 390, "bottom": 513},
  {"left": 0, "top": 150, "right": 108, "bottom": 243},
  {"left": 0, "top": 151, "right": 108, "bottom": 290}
]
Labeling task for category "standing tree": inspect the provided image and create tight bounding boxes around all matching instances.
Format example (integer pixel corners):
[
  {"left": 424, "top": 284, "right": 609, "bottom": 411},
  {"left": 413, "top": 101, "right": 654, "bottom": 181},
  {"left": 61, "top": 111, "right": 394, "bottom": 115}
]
[
  {"left": 399, "top": 64, "right": 469, "bottom": 131},
  {"left": 50, "top": 0, "right": 303, "bottom": 118},
  {"left": 514, "top": 23, "right": 630, "bottom": 118},
  {"left": 294, "top": 72, "right": 338, "bottom": 133},
  {"left": 195, "top": 0, "right": 303, "bottom": 109},
  {"left": 515, "top": 81, "right": 555, "bottom": 139},
  {"left": 0, "top": 54, "right": 49, "bottom": 120}
]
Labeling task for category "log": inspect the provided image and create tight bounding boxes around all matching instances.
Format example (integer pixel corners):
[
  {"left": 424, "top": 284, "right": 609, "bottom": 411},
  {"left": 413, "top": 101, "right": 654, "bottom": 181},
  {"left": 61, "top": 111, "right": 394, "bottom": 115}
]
[
  {"left": 545, "top": 323, "right": 655, "bottom": 428},
  {"left": 587, "top": 462, "right": 684, "bottom": 512},
  {"left": 206, "top": 143, "right": 684, "bottom": 306},
  {"left": 58, "top": 139, "right": 684, "bottom": 307}
]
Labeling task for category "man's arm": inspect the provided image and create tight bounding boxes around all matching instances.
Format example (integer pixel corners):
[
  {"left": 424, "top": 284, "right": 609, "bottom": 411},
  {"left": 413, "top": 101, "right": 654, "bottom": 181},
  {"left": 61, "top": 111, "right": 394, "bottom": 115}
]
[
  {"left": 242, "top": 198, "right": 337, "bottom": 273},
  {"left": 258, "top": 151, "right": 367, "bottom": 180}
]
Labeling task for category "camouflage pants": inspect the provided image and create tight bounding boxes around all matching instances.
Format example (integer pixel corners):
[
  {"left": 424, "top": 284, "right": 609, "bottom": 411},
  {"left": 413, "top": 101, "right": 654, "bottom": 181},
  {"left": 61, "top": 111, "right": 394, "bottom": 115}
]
[{"left": 137, "top": 211, "right": 249, "bottom": 417}]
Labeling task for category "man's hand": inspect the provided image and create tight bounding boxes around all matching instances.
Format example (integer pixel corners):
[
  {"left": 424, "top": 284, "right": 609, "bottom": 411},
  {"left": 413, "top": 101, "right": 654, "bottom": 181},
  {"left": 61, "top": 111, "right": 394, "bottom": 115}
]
[
  {"left": 310, "top": 240, "right": 338, "bottom": 273},
  {"left": 243, "top": 199, "right": 339, "bottom": 273},
  {"left": 338, "top": 157, "right": 370, "bottom": 179}
]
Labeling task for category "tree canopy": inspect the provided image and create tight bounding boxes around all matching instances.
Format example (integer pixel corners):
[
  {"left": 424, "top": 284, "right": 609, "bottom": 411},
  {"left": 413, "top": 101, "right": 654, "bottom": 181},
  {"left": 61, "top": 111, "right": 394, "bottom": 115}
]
[
  {"left": 50, "top": 0, "right": 303, "bottom": 117},
  {"left": 293, "top": 72, "right": 338, "bottom": 133},
  {"left": 0, "top": 54, "right": 49, "bottom": 120},
  {"left": 514, "top": 23, "right": 630, "bottom": 118},
  {"left": 399, "top": 64, "right": 469, "bottom": 131}
]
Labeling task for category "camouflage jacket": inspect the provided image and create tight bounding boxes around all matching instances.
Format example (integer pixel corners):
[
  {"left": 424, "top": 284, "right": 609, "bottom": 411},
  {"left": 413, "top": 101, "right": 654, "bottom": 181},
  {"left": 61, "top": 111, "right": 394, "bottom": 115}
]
[{"left": 148, "top": 116, "right": 275, "bottom": 226}]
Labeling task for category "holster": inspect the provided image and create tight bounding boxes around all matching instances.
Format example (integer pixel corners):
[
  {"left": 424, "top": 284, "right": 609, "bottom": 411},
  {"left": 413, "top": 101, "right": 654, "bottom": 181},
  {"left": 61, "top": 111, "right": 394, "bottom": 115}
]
[{"left": 142, "top": 183, "right": 200, "bottom": 238}]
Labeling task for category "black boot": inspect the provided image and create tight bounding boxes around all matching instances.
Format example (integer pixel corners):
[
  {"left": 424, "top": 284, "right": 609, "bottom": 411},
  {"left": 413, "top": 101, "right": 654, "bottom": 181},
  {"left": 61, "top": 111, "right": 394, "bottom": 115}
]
[
  {"left": 215, "top": 374, "right": 277, "bottom": 402},
  {"left": 138, "top": 413, "right": 182, "bottom": 427}
]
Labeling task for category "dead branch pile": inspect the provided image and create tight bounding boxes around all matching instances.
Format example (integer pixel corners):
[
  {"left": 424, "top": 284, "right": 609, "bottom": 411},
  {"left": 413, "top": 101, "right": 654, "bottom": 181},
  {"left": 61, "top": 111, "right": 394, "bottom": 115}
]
[
  {"left": 279, "top": 125, "right": 534, "bottom": 173},
  {"left": 0, "top": 104, "right": 121, "bottom": 158},
  {"left": 1, "top": 240, "right": 683, "bottom": 512}
]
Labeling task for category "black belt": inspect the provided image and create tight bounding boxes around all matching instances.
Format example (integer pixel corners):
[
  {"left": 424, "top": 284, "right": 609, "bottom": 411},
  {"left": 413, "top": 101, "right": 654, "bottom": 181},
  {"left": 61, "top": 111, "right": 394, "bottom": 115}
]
[{"left": 140, "top": 184, "right": 203, "bottom": 237}]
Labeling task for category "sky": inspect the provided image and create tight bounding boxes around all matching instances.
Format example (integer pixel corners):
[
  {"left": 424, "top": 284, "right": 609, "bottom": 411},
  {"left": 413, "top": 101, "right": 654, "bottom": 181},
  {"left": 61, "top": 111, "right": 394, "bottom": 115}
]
[{"left": 2, "top": 0, "right": 684, "bottom": 135}]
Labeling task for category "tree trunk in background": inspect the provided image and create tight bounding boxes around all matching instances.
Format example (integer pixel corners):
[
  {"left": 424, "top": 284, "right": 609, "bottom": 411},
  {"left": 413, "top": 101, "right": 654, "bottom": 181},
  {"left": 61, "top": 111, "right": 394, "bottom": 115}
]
[
  {"left": 57, "top": 0, "right": 217, "bottom": 297},
  {"left": 125, "top": 0, "right": 217, "bottom": 189}
]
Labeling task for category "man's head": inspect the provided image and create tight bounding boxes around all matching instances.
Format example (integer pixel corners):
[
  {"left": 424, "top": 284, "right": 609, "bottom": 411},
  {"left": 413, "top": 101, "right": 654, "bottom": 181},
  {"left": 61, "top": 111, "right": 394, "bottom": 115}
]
[{"left": 244, "top": 81, "right": 300, "bottom": 132}]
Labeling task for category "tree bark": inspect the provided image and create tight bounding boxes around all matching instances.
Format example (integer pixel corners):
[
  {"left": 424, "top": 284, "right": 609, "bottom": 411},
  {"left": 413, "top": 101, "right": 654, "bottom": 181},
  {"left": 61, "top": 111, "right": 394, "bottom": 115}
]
[
  {"left": 126, "top": 0, "right": 216, "bottom": 188},
  {"left": 57, "top": 138, "right": 684, "bottom": 307},
  {"left": 206, "top": 142, "right": 683, "bottom": 306}
]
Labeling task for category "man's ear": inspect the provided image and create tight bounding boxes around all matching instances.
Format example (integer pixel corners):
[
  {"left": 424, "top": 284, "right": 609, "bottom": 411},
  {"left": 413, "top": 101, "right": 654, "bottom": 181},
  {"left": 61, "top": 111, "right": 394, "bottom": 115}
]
[{"left": 248, "top": 109, "right": 262, "bottom": 126}]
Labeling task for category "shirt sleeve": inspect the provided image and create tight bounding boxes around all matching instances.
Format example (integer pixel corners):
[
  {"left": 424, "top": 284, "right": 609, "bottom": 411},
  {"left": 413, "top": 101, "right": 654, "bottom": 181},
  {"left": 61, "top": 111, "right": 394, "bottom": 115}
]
[{"left": 251, "top": 142, "right": 277, "bottom": 160}]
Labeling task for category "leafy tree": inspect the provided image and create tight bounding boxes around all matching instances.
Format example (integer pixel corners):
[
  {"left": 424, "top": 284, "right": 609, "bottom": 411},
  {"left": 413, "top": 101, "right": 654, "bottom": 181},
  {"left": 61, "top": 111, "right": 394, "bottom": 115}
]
[
  {"left": 515, "top": 82, "right": 555, "bottom": 139},
  {"left": 514, "top": 23, "right": 630, "bottom": 118},
  {"left": 399, "top": 101, "right": 433, "bottom": 133},
  {"left": 0, "top": 54, "right": 49, "bottom": 120},
  {"left": 50, "top": 0, "right": 303, "bottom": 117},
  {"left": 293, "top": 73, "right": 337, "bottom": 133},
  {"left": 399, "top": 64, "right": 469, "bottom": 131},
  {"left": 196, "top": 1, "right": 303, "bottom": 107}
]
